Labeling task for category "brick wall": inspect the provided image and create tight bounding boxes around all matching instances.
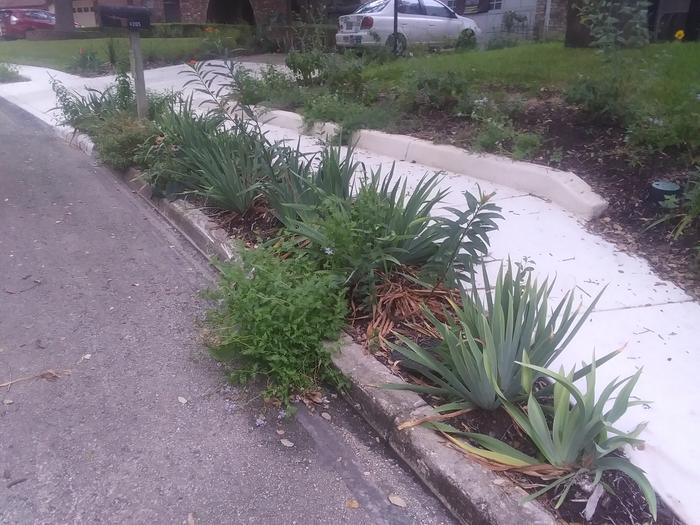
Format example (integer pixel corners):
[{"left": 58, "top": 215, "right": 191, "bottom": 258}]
[{"left": 178, "top": 0, "right": 289, "bottom": 24}]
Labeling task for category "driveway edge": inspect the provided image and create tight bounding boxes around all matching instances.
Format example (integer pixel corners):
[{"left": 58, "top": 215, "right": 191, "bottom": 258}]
[
  {"left": 54, "top": 123, "right": 557, "bottom": 525},
  {"left": 254, "top": 108, "right": 607, "bottom": 220}
]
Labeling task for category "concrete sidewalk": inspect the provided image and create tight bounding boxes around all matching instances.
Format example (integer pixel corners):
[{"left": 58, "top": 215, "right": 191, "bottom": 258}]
[
  {"left": 1, "top": 62, "right": 698, "bottom": 524},
  {"left": 0, "top": 98, "right": 455, "bottom": 524}
]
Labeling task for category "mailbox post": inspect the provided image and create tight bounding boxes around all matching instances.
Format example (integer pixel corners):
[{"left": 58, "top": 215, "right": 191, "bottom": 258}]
[
  {"left": 97, "top": 5, "right": 151, "bottom": 119},
  {"left": 128, "top": 30, "right": 147, "bottom": 119}
]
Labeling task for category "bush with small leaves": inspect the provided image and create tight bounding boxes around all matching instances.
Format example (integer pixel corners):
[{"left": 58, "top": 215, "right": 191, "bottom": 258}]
[{"left": 209, "top": 247, "right": 347, "bottom": 402}]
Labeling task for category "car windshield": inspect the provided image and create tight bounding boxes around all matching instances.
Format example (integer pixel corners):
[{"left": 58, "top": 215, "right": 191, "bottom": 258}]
[{"left": 354, "top": 0, "right": 389, "bottom": 13}]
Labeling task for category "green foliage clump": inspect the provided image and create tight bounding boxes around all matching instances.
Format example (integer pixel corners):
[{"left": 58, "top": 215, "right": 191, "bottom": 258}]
[
  {"left": 512, "top": 131, "right": 542, "bottom": 160},
  {"left": 302, "top": 93, "right": 396, "bottom": 138},
  {"left": 565, "top": 73, "right": 628, "bottom": 121},
  {"left": 91, "top": 112, "right": 157, "bottom": 171},
  {"left": 388, "top": 260, "right": 608, "bottom": 410},
  {"left": 51, "top": 73, "right": 178, "bottom": 171},
  {"left": 320, "top": 54, "right": 365, "bottom": 98},
  {"left": 51, "top": 72, "right": 133, "bottom": 130},
  {"left": 230, "top": 65, "right": 305, "bottom": 109},
  {"left": 286, "top": 49, "right": 326, "bottom": 85},
  {"left": 209, "top": 248, "right": 347, "bottom": 401},
  {"left": 432, "top": 359, "right": 656, "bottom": 519},
  {"left": 284, "top": 171, "right": 501, "bottom": 302},
  {"left": 0, "top": 62, "right": 24, "bottom": 83},
  {"left": 398, "top": 71, "right": 470, "bottom": 113},
  {"left": 69, "top": 48, "right": 103, "bottom": 75}
]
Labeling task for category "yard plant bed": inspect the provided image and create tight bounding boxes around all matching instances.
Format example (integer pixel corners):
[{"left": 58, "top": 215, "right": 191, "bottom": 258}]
[{"left": 52, "top": 62, "right": 687, "bottom": 525}]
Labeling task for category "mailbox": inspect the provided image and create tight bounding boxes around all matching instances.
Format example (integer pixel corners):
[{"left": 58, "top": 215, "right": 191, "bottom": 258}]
[{"left": 97, "top": 5, "right": 151, "bottom": 31}]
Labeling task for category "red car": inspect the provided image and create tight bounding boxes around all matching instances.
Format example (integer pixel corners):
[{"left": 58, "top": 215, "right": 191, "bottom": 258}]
[{"left": 0, "top": 8, "right": 55, "bottom": 39}]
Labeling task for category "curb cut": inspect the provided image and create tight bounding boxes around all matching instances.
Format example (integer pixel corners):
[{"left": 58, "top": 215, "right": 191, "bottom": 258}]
[
  {"left": 52, "top": 119, "right": 557, "bottom": 525},
  {"left": 252, "top": 108, "right": 607, "bottom": 221}
]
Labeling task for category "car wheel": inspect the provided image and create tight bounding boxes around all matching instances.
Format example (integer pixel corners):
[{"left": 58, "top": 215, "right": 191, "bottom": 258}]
[{"left": 385, "top": 33, "right": 407, "bottom": 55}]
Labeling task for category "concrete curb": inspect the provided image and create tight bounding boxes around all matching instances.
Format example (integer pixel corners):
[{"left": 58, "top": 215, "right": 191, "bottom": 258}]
[
  {"left": 331, "top": 338, "right": 557, "bottom": 525},
  {"left": 252, "top": 108, "right": 607, "bottom": 220},
  {"left": 123, "top": 169, "right": 235, "bottom": 263},
  {"left": 53, "top": 120, "right": 557, "bottom": 525},
  {"left": 51, "top": 127, "right": 235, "bottom": 262}
]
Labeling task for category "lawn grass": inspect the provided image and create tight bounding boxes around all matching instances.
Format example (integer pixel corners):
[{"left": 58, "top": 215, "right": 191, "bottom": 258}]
[
  {"left": 363, "top": 41, "right": 700, "bottom": 95},
  {"left": 0, "top": 37, "right": 209, "bottom": 71}
]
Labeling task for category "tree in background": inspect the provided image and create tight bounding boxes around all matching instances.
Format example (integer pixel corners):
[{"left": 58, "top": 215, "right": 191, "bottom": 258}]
[
  {"left": 565, "top": 0, "right": 591, "bottom": 47},
  {"left": 566, "top": 0, "right": 650, "bottom": 48},
  {"left": 54, "top": 0, "right": 74, "bottom": 33}
]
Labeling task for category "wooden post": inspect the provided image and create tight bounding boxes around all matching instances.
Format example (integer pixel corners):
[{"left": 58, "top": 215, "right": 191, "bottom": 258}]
[{"left": 128, "top": 31, "right": 148, "bottom": 119}]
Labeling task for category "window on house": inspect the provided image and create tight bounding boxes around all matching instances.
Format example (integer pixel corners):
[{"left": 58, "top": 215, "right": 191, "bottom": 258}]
[
  {"left": 489, "top": 0, "right": 502, "bottom": 9},
  {"left": 462, "top": 0, "right": 481, "bottom": 14}
]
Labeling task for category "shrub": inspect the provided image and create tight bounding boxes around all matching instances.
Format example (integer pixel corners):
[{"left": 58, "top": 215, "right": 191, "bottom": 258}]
[
  {"left": 398, "top": 71, "right": 471, "bottom": 113},
  {"left": 565, "top": 74, "right": 628, "bottom": 121},
  {"left": 266, "top": 144, "right": 360, "bottom": 223},
  {"left": 51, "top": 72, "right": 134, "bottom": 130},
  {"left": 473, "top": 119, "right": 514, "bottom": 153},
  {"left": 91, "top": 112, "right": 157, "bottom": 171},
  {"left": 388, "top": 260, "right": 610, "bottom": 410},
  {"left": 320, "top": 54, "right": 365, "bottom": 98},
  {"left": 229, "top": 66, "right": 304, "bottom": 109},
  {"left": 284, "top": 172, "right": 501, "bottom": 303},
  {"left": 136, "top": 100, "right": 224, "bottom": 193},
  {"left": 286, "top": 50, "right": 326, "bottom": 85},
  {"left": 0, "top": 62, "right": 24, "bottom": 83},
  {"left": 170, "top": 119, "right": 276, "bottom": 214},
  {"left": 302, "top": 92, "right": 396, "bottom": 137},
  {"left": 51, "top": 73, "right": 172, "bottom": 130},
  {"left": 69, "top": 48, "right": 103, "bottom": 75},
  {"left": 626, "top": 100, "right": 700, "bottom": 155},
  {"left": 104, "top": 38, "right": 128, "bottom": 72},
  {"left": 209, "top": 247, "right": 347, "bottom": 401},
  {"left": 512, "top": 131, "right": 542, "bottom": 160}
]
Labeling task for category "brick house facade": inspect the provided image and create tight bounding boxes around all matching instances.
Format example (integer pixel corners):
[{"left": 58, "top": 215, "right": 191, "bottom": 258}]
[{"left": 178, "top": 0, "right": 286, "bottom": 25}]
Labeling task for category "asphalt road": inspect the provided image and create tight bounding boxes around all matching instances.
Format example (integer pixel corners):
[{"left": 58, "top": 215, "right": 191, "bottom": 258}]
[{"left": 0, "top": 99, "right": 455, "bottom": 525}]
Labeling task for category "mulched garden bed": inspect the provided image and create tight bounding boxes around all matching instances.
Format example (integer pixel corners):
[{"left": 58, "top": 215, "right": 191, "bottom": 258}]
[
  {"left": 388, "top": 97, "right": 700, "bottom": 300},
  {"left": 196, "top": 159, "right": 688, "bottom": 525},
  {"left": 199, "top": 202, "right": 282, "bottom": 246}
]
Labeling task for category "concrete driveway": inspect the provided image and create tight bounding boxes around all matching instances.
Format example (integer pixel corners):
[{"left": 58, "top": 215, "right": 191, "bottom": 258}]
[{"left": 0, "top": 98, "right": 454, "bottom": 524}]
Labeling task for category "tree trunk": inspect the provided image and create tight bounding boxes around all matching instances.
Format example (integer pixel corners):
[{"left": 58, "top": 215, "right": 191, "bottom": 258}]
[
  {"left": 53, "top": 0, "right": 74, "bottom": 33},
  {"left": 687, "top": 0, "right": 700, "bottom": 41},
  {"left": 564, "top": 0, "right": 591, "bottom": 47}
]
